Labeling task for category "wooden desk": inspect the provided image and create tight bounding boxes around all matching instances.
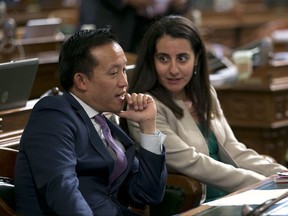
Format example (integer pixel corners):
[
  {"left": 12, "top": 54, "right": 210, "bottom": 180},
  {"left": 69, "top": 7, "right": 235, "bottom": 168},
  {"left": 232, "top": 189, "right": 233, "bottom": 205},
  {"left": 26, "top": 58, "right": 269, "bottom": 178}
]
[
  {"left": 216, "top": 83, "right": 288, "bottom": 165},
  {"left": 180, "top": 175, "right": 288, "bottom": 215},
  {"left": 0, "top": 129, "right": 23, "bottom": 149},
  {"left": 18, "top": 35, "right": 65, "bottom": 54},
  {"left": 192, "top": 6, "right": 288, "bottom": 48},
  {"left": 0, "top": 99, "right": 37, "bottom": 134},
  {"left": 214, "top": 62, "right": 288, "bottom": 165},
  {"left": 0, "top": 99, "right": 38, "bottom": 149},
  {"left": 6, "top": 0, "right": 77, "bottom": 27}
]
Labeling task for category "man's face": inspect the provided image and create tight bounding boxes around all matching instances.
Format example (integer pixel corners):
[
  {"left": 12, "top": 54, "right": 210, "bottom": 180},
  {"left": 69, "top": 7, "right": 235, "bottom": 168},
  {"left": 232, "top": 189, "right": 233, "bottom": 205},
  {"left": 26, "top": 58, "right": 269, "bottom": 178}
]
[{"left": 81, "top": 42, "right": 128, "bottom": 113}]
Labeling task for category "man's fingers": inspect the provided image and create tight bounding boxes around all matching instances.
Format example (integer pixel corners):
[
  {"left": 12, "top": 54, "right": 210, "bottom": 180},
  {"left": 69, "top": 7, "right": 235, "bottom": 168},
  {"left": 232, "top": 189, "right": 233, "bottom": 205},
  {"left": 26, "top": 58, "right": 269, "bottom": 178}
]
[{"left": 125, "top": 93, "right": 153, "bottom": 111}]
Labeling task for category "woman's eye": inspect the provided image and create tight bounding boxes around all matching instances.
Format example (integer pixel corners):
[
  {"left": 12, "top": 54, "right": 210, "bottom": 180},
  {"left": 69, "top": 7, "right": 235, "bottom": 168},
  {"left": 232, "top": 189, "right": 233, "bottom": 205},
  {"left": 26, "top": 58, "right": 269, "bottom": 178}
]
[
  {"left": 178, "top": 55, "right": 188, "bottom": 62},
  {"left": 158, "top": 55, "right": 168, "bottom": 62}
]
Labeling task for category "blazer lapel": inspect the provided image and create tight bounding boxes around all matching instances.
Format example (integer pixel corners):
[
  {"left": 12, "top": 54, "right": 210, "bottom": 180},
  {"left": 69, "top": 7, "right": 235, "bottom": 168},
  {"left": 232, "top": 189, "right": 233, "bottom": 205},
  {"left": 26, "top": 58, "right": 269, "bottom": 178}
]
[
  {"left": 63, "top": 93, "right": 114, "bottom": 173},
  {"left": 107, "top": 120, "right": 134, "bottom": 149},
  {"left": 175, "top": 100, "right": 210, "bottom": 153},
  {"left": 63, "top": 93, "right": 135, "bottom": 188},
  {"left": 107, "top": 119, "right": 135, "bottom": 169}
]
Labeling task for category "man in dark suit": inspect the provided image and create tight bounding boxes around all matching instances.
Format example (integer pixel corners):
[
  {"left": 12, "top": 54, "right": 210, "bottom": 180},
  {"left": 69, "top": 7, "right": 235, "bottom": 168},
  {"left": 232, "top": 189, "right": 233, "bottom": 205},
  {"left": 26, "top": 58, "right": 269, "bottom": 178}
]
[
  {"left": 78, "top": 0, "right": 191, "bottom": 53},
  {"left": 14, "top": 28, "right": 167, "bottom": 216}
]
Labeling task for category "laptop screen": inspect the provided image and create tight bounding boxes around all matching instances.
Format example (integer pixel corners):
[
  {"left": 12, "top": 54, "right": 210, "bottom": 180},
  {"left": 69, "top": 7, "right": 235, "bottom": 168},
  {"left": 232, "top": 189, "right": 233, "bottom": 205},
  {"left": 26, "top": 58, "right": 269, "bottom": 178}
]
[{"left": 0, "top": 58, "right": 39, "bottom": 110}]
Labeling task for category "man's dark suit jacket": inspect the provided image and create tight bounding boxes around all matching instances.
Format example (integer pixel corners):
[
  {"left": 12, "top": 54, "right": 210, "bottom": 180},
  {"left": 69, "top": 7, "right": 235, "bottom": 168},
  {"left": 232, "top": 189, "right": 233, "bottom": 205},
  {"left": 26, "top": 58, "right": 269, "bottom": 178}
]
[{"left": 14, "top": 92, "right": 167, "bottom": 216}]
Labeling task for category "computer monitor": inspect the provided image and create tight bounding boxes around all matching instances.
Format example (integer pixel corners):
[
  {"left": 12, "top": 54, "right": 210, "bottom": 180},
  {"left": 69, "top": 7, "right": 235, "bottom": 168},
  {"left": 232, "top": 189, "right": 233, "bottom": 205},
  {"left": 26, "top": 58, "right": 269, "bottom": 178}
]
[{"left": 0, "top": 58, "right": 39, "bottom": 110}]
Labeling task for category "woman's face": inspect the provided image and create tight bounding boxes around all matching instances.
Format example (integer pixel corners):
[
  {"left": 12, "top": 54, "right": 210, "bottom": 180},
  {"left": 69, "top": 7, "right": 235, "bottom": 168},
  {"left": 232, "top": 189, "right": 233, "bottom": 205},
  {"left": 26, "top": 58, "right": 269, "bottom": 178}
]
[{"left": 154, "top": 35, "right": 196, "bottom": 100}]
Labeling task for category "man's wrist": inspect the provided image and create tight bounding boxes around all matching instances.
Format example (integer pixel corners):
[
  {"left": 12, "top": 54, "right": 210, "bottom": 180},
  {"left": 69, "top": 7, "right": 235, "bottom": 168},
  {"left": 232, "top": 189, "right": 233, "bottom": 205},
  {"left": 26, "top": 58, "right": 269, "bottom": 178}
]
[
  {"left": 139, "top": 120, "right": 156, "bottom": 134},
  {"left": 140, "top": 130, "right": 166, "bottom": 154}
]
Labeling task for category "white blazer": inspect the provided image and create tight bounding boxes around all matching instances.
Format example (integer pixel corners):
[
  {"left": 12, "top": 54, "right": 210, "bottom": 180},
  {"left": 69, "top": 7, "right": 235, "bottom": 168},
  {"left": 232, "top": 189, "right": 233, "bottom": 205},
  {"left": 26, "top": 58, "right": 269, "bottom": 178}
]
[{"left": 127, "top": 86, "right": 287, "bottom": 199}]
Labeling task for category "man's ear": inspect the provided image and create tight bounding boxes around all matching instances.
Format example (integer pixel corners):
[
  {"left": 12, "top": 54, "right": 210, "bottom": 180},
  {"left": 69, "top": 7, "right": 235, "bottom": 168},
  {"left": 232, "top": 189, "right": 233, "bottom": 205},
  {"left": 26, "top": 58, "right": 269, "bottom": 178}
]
[{"left": 74, "top": 73, "right": 88, "bottom": 91}]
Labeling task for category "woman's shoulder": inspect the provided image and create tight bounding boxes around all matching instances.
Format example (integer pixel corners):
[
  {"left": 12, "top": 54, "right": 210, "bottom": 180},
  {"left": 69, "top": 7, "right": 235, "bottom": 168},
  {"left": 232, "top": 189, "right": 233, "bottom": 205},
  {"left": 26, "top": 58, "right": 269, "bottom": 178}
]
[
  {"left": 209, "top": 85, "right": 224, "bottom": 115},
  {"left": 209, "top": 85, "right": 218, "bottom": 97},
  {"left": 209, "top": 85, "right": 222, "bottom": 105}
]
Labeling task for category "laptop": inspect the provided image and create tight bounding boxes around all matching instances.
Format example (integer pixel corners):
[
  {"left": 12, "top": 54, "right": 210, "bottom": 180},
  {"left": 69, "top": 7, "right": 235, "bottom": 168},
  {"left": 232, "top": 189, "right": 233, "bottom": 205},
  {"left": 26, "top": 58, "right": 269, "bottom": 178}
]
[
  {"left": 23, "top": 18, "right": 62, "bottom": 38},
  {"left": 0, "top": 58, "right": 39, "bottom": 111}
]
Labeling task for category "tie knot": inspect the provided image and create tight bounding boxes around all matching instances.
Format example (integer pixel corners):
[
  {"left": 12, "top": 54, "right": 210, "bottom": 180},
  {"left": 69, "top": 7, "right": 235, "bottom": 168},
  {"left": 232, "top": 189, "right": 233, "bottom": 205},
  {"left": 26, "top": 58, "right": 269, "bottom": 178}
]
[{"left": 94, "top": 114, "right": 107, "bottom": 128}]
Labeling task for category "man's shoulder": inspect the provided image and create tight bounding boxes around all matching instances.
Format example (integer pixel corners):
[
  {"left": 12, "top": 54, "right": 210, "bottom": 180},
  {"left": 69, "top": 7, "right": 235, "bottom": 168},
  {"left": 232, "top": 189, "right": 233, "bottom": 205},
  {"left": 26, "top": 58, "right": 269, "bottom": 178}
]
[
  {"left": 38, "top": 94, "right": 71, "bottom": 106},
  {"left": 28, "top": 94, "right": 81, "bottom": 127},
  {"left": 33, "top": 94, "right": 73, "bottom": 112}
]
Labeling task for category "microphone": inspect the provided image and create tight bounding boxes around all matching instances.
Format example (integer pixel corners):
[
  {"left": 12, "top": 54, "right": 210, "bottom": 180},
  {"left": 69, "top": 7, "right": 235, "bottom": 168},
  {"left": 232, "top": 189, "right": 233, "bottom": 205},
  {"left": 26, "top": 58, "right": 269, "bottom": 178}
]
[
  {"left": 241, "top": 190, "right": 288, "bottom": 216},
  {"left": 0, "top": 18, "right": 25, "bottom": 62}
]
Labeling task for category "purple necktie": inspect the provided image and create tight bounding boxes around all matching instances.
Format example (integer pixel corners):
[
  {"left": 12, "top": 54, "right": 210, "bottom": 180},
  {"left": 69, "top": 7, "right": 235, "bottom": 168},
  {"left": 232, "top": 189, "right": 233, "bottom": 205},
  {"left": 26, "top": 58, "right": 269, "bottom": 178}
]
[{"left": 95, "top": 114, "right": 127, "bottom": 184}]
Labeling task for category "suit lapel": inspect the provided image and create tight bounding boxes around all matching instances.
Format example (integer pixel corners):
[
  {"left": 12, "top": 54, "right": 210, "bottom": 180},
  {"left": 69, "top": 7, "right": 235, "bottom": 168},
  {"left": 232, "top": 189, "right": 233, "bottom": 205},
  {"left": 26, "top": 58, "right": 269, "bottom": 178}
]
[
  {"left": 63, "top": 93, "right": 135, "bottom": 187},
  {"left": 106, "top": 118, "right": 135, "bottom": 169},
  {"left": 63, "top": 93, "right": 114, "bottom": 173},
  {"left": 107, "top": 120, "right": 134, "bottom": 149}
]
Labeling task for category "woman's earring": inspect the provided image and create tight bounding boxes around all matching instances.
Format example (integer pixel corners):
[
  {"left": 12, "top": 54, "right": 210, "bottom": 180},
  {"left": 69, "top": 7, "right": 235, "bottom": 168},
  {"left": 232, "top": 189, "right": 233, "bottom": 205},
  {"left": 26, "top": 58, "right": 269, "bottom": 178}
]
[{"left": 194, "top": 64, "right": 198, "bottom": 75}]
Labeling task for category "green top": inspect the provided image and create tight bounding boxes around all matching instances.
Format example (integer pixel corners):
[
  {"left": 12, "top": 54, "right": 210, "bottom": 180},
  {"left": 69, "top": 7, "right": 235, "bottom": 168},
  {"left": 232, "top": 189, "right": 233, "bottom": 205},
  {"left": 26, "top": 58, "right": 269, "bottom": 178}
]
[{"left": 198, "top": 125, "right": 227, "bottom": 202}]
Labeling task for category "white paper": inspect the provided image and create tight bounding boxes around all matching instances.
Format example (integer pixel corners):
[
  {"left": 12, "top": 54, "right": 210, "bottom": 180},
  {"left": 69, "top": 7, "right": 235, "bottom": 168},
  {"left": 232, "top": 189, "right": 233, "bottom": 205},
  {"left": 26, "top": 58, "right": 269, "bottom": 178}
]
[
  {"left": 272, "top": 30, "right": 288, "bottom": 42},
  {"left": 204, "top": 189, "right": 288, "bottom": 206}
]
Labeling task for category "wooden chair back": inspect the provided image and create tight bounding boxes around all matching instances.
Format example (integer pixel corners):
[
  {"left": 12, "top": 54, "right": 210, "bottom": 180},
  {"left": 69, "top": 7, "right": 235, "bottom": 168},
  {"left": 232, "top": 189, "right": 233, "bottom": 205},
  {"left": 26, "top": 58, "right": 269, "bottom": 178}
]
[
  {"left": 0, "top": 148, "right": 18, "bottom": 179},
  {"left": 167, "top": 174, "right": 202, "bottom": 212},
  {"left": 0, "top": 147, "right": 19, "bottom": 216}
]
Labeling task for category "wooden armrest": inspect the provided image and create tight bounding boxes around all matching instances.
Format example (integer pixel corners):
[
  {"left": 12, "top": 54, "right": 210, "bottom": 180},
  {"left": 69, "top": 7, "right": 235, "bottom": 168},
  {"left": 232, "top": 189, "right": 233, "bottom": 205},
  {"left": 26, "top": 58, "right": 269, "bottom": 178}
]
[
  {"left": 0, "top": 130, "right": 22, "bottom": 149},
  {"left": 129, "top": 174, "right": 203, "bottom": 216},
  {"left": 0, "top": 199, "right": 18, "bottom": 216},
  {"left": 167, "top": 173, "right": 202, "bottom": 212}
]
